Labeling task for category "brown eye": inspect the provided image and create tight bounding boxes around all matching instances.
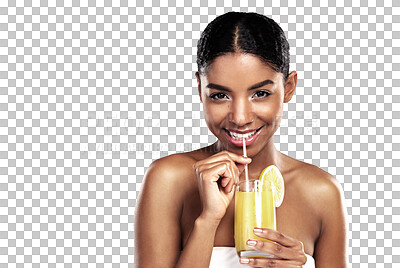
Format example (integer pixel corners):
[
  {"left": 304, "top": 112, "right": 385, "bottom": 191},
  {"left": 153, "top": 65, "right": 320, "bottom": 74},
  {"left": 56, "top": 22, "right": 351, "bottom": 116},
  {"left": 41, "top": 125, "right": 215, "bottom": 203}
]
[
  {"left": 210, "top": 92, "right": 229, "bottom": 100},
  {"left": 253, "top": 90, "right": 270, "bottom": 98}
]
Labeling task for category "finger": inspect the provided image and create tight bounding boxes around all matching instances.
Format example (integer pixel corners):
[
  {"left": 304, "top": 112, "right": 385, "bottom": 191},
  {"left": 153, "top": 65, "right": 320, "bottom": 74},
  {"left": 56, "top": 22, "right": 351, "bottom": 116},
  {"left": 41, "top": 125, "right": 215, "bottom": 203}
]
[
  {"left": 196, "top": 160, "right": 239, "bottom": 192},
  {"left": 246, "top": 239, "right": 306, "bottom": 263},
  {"left": 196, "top": 160, "right": 229, "bottom": 175},
  {"left": 194, "top": 155, "right": 245, "bottom": 194},
  {"left": 200, "top": 163, "right": 232, "bottom": 184},
  {"left": 224, "top": 162, "right": 239, "bottom": 193},
  {"left": 206, "top": 151, "right": 251, "bottom": 165},
  {"left": 217, "top": 150, "right": 252, "bottom": 165},
  {"left": 197, "top": 158, "right": 238, "bottom": 176},
  {"left": 194, "top": 157, "right": 247, "bottom": 176},
  {"left": 236, "top": 163, "right": 246, "bottom": 175},
  {"left": 253, "top": 228, "right": 302, "bottom": 248},
  {"left": 220, "top": 176, "right": 229, "bottom": 188},
  {"left": 240, "top": 257, "right": 305, "bottom": 267}
]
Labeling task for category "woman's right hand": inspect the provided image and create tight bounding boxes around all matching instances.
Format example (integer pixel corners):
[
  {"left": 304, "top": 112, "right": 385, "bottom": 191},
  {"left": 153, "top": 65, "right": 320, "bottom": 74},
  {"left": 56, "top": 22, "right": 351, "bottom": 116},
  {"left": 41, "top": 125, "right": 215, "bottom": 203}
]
[{"left": 193, "top": 151, "right": 252, "bottom": 222}]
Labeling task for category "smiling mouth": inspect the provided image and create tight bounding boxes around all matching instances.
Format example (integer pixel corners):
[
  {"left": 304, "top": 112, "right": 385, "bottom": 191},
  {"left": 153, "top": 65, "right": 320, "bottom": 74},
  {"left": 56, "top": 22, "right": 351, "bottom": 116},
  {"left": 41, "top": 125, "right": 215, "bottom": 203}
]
[{"left": 224, "top": 126, "right": 263, "bottom": 141}]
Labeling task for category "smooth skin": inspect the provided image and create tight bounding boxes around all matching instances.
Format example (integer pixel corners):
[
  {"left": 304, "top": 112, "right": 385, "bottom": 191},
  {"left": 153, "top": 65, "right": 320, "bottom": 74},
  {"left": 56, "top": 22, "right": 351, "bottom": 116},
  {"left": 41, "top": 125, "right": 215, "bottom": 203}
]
[{"left": 135, "top": 53, "right": 348, "bottom": 267}]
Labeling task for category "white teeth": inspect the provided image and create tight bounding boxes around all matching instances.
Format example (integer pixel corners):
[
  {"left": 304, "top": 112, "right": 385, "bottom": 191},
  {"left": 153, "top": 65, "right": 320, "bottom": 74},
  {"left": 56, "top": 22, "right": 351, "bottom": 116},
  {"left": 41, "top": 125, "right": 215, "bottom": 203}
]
[{"left": 229, "top": 130, "right": 257, "bottom": 141}]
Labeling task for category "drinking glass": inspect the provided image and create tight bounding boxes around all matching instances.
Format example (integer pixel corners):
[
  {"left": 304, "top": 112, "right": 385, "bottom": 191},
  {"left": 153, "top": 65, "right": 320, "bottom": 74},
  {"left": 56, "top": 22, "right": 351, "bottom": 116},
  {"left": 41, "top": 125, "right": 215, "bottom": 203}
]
[{"left": 234, "top": 179, "right": 276, "bottom": 258}]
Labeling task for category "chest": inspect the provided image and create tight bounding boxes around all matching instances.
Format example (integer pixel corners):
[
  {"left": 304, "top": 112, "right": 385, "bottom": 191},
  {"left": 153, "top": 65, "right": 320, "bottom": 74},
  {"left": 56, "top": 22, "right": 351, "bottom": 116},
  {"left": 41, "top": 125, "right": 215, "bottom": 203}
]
[{"left": 180, "top": 187, "right": 319, "bottom": 256}]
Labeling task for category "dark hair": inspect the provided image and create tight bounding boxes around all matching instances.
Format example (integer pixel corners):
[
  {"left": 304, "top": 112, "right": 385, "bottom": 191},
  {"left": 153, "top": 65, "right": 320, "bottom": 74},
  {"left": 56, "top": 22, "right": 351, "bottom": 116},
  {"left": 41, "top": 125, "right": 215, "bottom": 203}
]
[{"left": 197, "top": 12, "right": 290, "bottom": 80}]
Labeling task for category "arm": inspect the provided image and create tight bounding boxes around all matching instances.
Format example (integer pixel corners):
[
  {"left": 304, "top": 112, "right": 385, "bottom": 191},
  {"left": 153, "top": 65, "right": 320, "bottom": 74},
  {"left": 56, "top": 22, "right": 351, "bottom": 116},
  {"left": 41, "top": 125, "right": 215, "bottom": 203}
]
[
  {"left": 313, "top": 177, "right": 348, "bottom": 267},
  {"left": 134, "top": 158, "right": 184, "bottom": 267},
  {"left": 174, "top": 215, "right": 220, "bottom": 267}
]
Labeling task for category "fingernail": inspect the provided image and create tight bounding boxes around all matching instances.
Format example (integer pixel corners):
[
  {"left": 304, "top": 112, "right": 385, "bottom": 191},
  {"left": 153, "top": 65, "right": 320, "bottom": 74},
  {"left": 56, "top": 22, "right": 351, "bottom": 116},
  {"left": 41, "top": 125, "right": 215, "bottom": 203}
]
[
  {"left": 240, "top": 258, "right": 250, "bottom": 264},
  {"left": 254, "top": 228, "right": 262, "bottom": 233},
  {"left": 247, "top": 240, "right": 257, "bottom": 246}
]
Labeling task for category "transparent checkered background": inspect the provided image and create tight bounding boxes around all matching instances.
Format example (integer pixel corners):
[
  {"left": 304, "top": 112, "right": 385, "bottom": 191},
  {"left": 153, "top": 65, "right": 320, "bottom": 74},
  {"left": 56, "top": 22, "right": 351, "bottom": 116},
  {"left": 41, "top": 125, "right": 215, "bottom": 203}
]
[{"left": 0, "top": 0, "right": 399, "bottom": 267}]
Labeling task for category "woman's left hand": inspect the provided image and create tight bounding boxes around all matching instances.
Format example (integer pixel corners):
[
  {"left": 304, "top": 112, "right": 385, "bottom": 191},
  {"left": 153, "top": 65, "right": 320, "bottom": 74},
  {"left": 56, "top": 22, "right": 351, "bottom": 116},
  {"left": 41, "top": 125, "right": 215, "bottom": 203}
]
[{"left": 239, "top": 228, "right": 308, "bottom": 267}]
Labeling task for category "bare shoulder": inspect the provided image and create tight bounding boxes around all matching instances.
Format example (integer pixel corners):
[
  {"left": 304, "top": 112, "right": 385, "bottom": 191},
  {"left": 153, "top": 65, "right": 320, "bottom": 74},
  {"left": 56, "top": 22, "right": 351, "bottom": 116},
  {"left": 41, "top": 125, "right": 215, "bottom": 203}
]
[
  {"left": 139, "top": 149, "right": 210, "bottom": 201},
  {"left": 282, "top": 155, "right": 346, "bottom": 218},
  {"left": 145, "top": 152, "right": 197, "bottom": 184},
  {"left": 302, "top": 162, "right": 341, "bottom": 191},
  {"left": 302, "top": 162, "right": 344, "bottom": 206},
  {"left": 134, "top": 151, "right": 204, "bottom": 267},
  {"left": 285, "top": 159, "right": 348, "bottom": 265},
  {"left": 144, "top": 146, "right": 213, "bottom": 184},
  {"left": 285, "top": 156, "right": 343, "bottom": 197}
]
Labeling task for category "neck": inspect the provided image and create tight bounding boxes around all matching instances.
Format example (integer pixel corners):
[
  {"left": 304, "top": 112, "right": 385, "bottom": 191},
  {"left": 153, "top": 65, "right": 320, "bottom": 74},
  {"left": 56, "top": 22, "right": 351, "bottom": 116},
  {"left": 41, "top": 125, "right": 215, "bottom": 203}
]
[{"left": 245, "top": 138, "right": 282, "bottom": 180}]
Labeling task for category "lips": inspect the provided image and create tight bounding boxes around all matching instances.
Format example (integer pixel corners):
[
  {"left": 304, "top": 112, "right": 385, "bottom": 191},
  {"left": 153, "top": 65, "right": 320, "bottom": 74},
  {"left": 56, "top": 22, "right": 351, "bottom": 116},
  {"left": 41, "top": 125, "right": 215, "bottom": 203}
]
[{"left": 224, "top": 126, "right": 263, "bottom": 146}]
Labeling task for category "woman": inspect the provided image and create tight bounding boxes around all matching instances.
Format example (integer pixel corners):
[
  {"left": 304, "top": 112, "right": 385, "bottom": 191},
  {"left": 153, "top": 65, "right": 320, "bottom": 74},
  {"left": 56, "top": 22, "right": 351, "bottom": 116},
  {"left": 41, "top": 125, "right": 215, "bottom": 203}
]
[{"left": 135, "top": 12, "right": 348, "bottom": 267}]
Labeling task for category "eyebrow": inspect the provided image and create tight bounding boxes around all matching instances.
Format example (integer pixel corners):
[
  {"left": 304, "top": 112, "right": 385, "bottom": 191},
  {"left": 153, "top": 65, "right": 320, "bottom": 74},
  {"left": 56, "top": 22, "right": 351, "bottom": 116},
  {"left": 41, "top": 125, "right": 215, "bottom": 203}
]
[{"left": 206, "top": 79, "right": 274, "bottom": 92}]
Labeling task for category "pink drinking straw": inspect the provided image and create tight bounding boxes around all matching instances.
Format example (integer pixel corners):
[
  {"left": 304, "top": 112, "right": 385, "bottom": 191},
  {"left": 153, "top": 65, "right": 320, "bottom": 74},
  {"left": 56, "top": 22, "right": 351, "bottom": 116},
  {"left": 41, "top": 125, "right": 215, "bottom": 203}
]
[{"left": 243, "top": 138, "right": 249, "bottom": 181}]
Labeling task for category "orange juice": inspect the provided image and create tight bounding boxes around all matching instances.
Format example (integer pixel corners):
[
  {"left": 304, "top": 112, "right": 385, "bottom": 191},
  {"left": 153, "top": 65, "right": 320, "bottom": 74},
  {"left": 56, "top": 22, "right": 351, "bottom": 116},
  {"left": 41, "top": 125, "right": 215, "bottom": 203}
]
[{"left": 234, "top": 180, "right": 276, "bottom": 257}]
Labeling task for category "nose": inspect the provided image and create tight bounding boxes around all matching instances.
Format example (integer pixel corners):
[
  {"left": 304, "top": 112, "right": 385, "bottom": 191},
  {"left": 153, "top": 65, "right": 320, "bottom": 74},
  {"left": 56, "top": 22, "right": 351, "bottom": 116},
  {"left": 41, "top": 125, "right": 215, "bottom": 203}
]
[{"left": 228, "top": 97, "right": 255, "bottom": 127}]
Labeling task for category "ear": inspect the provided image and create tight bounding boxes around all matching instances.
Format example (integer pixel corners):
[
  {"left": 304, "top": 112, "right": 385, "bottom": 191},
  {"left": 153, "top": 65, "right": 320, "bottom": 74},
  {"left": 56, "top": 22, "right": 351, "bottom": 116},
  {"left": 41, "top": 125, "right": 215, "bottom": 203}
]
[
  {"left": 195, "top": 71, "right": 203, "bottom": 102},
  {"left": 283, "top": 71, "right": 297, "bottom": 103}
]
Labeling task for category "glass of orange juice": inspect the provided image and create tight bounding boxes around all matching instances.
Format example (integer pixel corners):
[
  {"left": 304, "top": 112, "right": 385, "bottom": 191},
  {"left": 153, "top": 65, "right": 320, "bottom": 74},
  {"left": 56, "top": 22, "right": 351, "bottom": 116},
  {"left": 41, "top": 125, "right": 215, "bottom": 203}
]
[{"left": 234, "top": 179, "right": 276, "bottom": 258}]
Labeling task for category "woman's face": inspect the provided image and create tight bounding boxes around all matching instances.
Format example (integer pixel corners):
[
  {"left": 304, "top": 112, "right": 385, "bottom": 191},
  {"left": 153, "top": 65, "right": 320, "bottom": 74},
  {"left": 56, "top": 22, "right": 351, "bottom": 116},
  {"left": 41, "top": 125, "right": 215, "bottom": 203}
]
[{"left": 196, "top": 53, "right": 297, "bottom": 157}]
